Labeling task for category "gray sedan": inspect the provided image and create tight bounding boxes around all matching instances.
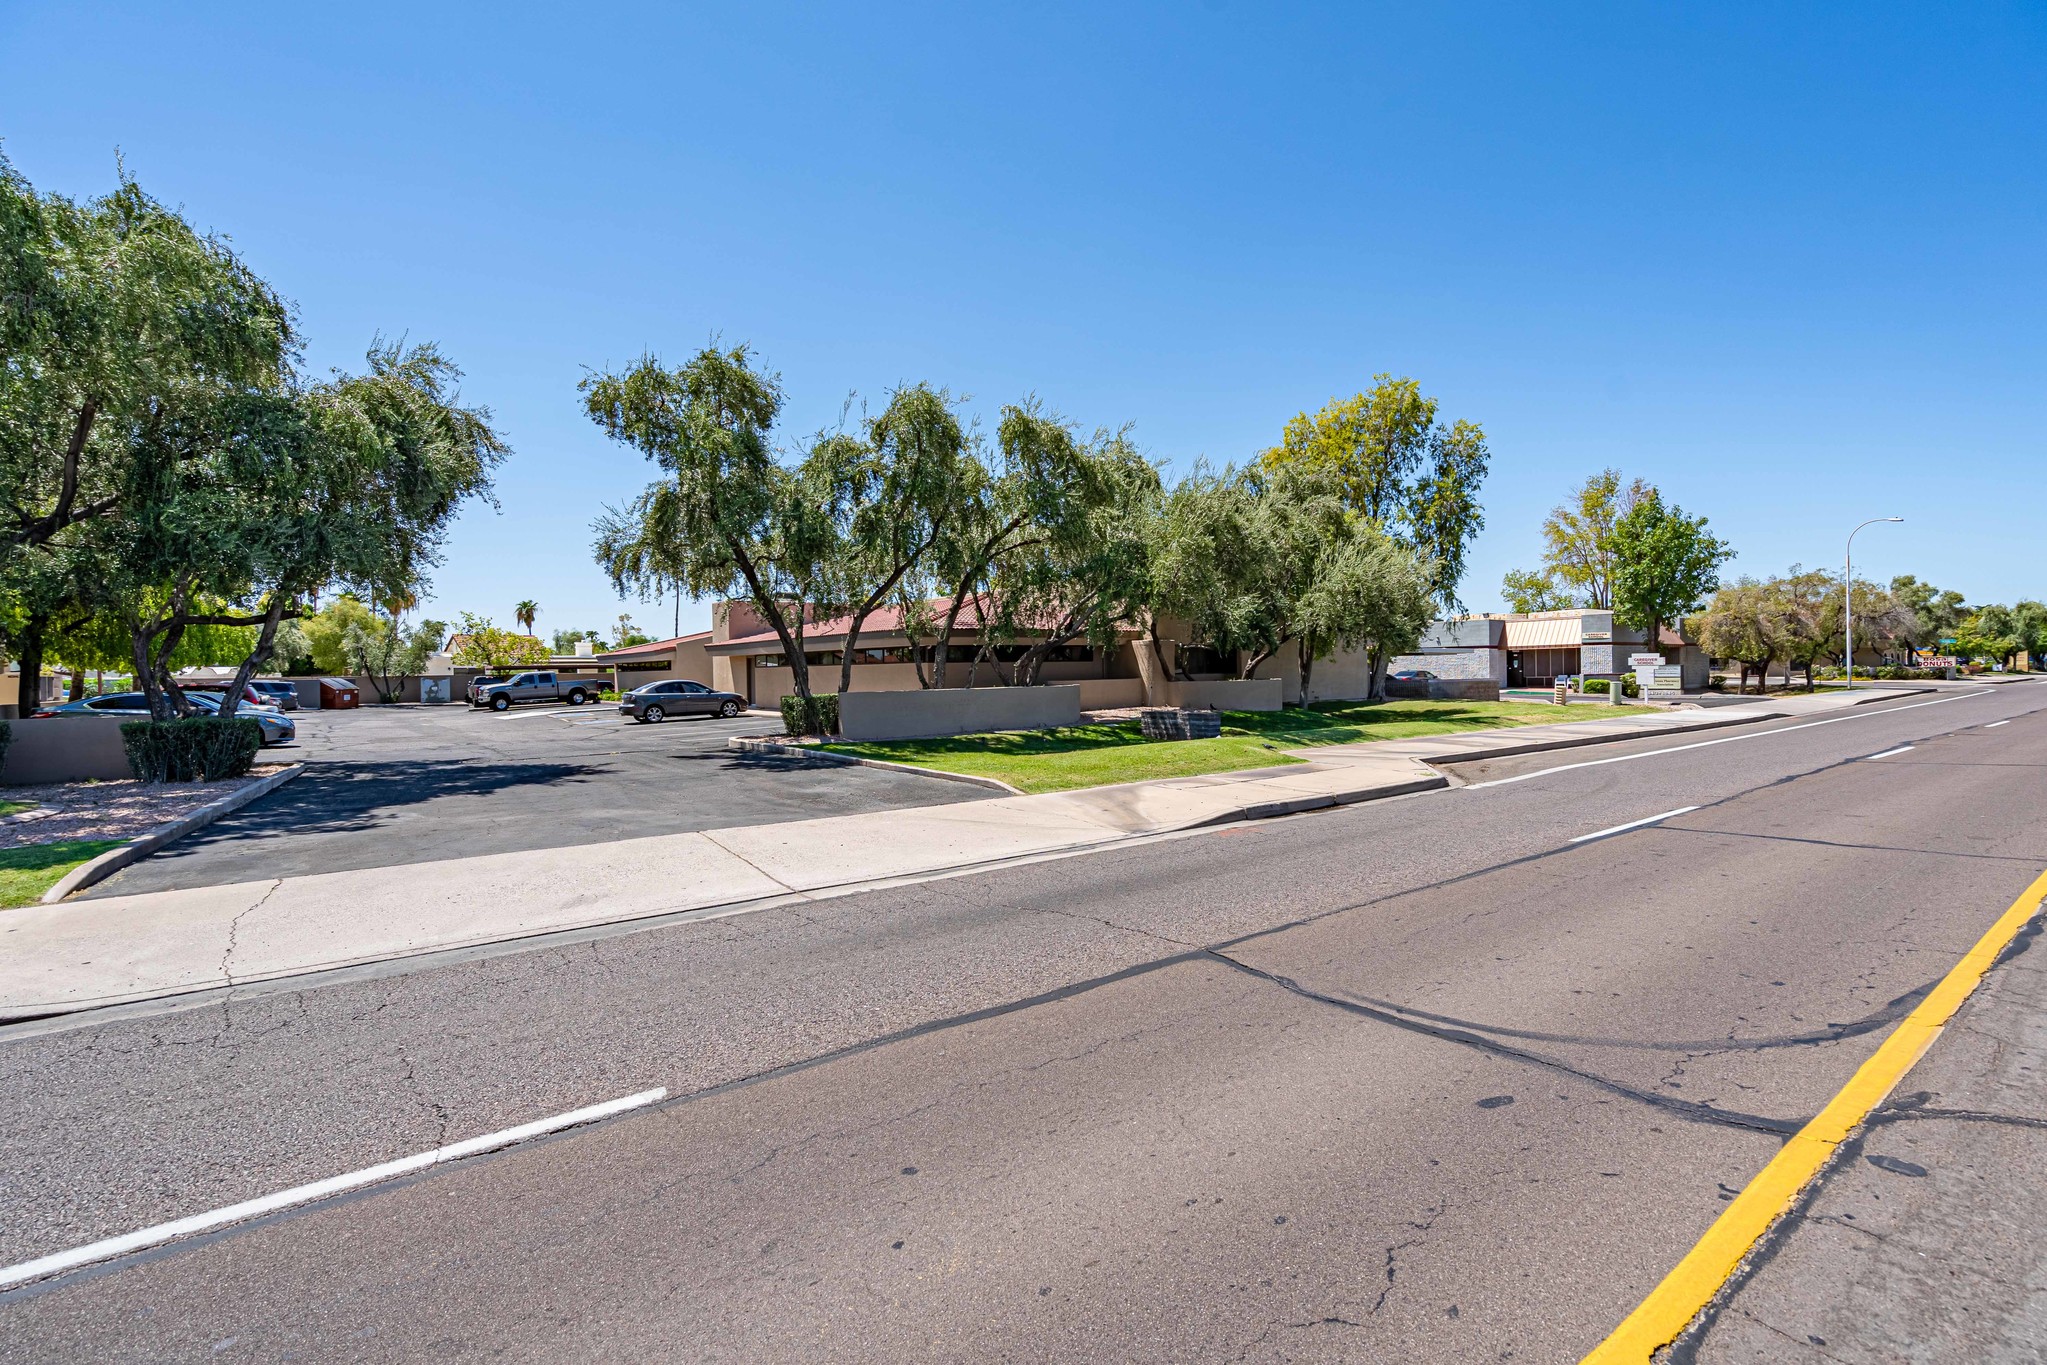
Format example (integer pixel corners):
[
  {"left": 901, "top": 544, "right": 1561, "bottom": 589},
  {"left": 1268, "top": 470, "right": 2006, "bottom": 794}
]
[{"left": 618, "top": 679, "right": 747, "bottom": 723}]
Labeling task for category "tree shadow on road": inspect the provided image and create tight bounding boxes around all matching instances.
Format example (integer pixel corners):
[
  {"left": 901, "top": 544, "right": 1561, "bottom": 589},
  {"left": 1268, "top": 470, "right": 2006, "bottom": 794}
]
[{"left": 180, "top": 759, "right": 600, "bottom": 841}]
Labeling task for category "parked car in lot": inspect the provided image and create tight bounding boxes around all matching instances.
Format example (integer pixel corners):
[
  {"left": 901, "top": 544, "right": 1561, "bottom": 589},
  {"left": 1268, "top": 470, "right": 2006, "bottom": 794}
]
[
  {"left": 34, "top": 691, "right": 297, "bottom": 746},
  {"left": 249, "top": 680, "right": 301, "bottom": 711},
  {"left": 468, "top": 670, "right": 594, "bottom": 711},
  {"left": 182, "top": 681, "right": 290, "bottom": 712},
  {"left": 619, "top": 679, "right": 746, "bottom": 723},
  {"left": 1388, "top": 669, "right": 1437, "bottom": 681}
]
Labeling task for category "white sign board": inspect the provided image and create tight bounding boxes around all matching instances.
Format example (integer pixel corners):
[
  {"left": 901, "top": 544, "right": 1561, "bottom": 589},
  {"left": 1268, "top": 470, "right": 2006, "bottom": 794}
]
[
  {"left": 1626, "top": 653, "right": 1663, "bottom": 668},
  {"left": 1645, "top": 664, "right": 1683, "bottom": 697}
]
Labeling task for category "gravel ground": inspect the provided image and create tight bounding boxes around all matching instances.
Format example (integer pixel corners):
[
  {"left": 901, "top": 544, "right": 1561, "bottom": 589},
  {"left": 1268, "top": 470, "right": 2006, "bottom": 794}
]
[{"left": 0, "top": 766, "right": 287, "bottom": 851}]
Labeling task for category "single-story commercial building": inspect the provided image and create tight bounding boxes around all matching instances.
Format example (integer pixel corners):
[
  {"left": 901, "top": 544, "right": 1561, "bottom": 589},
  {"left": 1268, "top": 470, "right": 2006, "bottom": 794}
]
[{"left": 1382, "top": 610, "right": 1709, "bottom": 692}]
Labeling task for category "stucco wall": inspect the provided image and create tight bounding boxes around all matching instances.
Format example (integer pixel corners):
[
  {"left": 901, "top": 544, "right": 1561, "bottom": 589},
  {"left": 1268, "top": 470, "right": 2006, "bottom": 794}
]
[
  {"left": 2, "top": 717, "right": 134, "bottom": 785},
  {"left": 838, "top": 684, "right": 1082, "bottom": 741},
  {"left": 1077, "top": 678, "right": 1145, "bottom": 709},
  {"left": 1155, "top": 678, "right": 1283, "bottom": 711}
]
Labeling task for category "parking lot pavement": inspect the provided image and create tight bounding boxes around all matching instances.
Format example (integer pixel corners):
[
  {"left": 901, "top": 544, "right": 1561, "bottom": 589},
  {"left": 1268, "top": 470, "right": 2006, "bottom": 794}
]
[{"left": 83, "top": 702, "right": 987, "bottom": 896}]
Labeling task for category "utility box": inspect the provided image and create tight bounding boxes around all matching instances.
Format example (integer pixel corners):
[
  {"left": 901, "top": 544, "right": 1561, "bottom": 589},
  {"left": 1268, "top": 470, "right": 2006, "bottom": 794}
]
[{"left": 420, "top": 676, "right": 452, "bottom": 704}]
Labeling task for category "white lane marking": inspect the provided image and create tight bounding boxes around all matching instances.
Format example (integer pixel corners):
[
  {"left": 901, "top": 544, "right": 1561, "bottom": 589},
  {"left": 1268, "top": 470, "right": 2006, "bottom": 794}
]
[
  {"left": 1568, "top": 806, "right": 1700, "bottom": 843},
  {"left": 1866, "top": 745, "right": 1915, "bottom": 760},
  {"left": 1465, "top": 694, "right": 1974, "bottom": 789},
  {"left": 0, "top": 1087, "right": 668, "bottom": 1291},
  {"left": 1984, "top": 719, "right": 2011, "bottom": 729}
]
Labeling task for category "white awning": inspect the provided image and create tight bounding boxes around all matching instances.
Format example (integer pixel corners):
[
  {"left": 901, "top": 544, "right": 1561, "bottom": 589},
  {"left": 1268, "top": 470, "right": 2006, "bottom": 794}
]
[{"left": 1504, "top": 618, "right": 1584, "bottom": 648}]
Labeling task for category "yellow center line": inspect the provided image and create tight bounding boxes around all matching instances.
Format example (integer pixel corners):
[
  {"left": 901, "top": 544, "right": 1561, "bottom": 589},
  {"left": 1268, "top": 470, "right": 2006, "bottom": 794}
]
[{"left": 1582, "top": 863, "right": 2047, "bottom": 1362}]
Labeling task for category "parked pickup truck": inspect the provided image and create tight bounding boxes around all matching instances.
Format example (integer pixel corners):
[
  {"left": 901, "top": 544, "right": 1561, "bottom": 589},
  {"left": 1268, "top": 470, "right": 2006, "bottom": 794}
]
[{"left": 468, "top": 670, "right": 595, "bottom": 711}]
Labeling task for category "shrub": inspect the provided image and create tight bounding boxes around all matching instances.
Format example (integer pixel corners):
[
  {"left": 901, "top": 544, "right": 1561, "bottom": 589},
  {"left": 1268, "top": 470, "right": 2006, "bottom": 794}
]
[
  {"left": 120, "top": 717, "right": 264, "bottom": 783},
  {"left": 1581, "top": 676, "right": 1639, "bottom": 697},
  {"left": 778, "top": 692, "right": 840, "bottom": 737}
]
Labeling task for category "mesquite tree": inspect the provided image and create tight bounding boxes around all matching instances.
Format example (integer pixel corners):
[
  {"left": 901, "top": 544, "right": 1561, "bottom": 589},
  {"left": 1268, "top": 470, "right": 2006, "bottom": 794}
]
[
  {"left": 587, "top": 346, "right": 837, "bottom": 718},
  {"left": 0, "top": 156, "right": 291, "bottom": 708}
]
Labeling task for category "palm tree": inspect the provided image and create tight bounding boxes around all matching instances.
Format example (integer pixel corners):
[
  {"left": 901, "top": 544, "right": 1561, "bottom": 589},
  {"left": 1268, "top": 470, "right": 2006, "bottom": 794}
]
[{"left": 514, "top": 600, "right": 539, "bottom": 635}]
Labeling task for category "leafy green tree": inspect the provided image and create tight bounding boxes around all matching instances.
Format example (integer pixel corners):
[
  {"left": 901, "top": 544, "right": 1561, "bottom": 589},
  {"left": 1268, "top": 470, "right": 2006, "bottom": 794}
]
[
  {"left": 986, "top": 427, "right": 1161, "bottom": 687},
  {"left": 1540, "top": 470, "right": 1654, "bottom": 609},
  {"left": 919, "top": 400, "right": 1112, "bottom": 688},
  {"left": 347, "top": 616, "right": 448, "bottom": 702},
  {"left": 1295, "top": 520, "right": 1437, "bottom": 701},
  {"left": 109, "top": 342, "right": 507, "bottom": 717},
  {"left": 303, "top": 597, "right": 380, "bottom": 675},
  {"left": 1259, "top": 375, "right": 1489, "bottom": 611},
  {"left": 551, "top": 628, "right": 600, "bottom": 653},
  {"left": 1148, "top": 467, "right": 1278, "bottom": 676},
  {"left": 0, "top": 156, "right": 292, "bottom": 706},
  {"left": 1500, "top": 567, "right": 1574, "bottom": 614},
  {"left": 451, "top": 613, "right": 550, "bottom": 670},
  {"left": 1609, "top": 490, "right": 1734, "bottom": 654},
  {"left": 1888, "top": 575, "right": 1968, "bottom": 657},
  {"left": 1694, "top": 579, "right": 1784, "bottom": 693},
  {"left": 812, "top": 383, "right": 971, "bottom": 695},
  {"left": 586, "top": 346, "right": 837, "bottom": 722}
]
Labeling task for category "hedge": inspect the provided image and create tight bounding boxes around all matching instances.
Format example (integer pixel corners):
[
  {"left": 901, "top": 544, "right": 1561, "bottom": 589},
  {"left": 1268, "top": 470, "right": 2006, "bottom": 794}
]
[
  {"left": 779, "top": 692, "right": 840, "bottom": 738},
  {"left": 120, "top": 717, "right": 264, "bottom": 783},
  {"left": 1582, "top": 676, "right": 1640, "bottom": 697}
]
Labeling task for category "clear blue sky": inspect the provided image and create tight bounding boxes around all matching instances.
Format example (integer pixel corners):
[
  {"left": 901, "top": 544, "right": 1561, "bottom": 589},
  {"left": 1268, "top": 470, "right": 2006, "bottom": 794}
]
[{"left": 7, "top": 3, "right": 2042, "bottom": 638}]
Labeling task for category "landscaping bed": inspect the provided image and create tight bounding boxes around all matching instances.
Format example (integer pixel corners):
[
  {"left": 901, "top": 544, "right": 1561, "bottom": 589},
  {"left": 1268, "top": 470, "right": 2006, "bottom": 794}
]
[
  {"left": 822, "top": 698, "right": 1649, "bottom": 794},
  {"left": 0, "top": 766, "right": 291, "bottom": 907}
]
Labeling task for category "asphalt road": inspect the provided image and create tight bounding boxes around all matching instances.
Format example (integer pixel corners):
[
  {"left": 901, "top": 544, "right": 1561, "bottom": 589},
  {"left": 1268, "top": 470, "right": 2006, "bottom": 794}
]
[
  {"left": 83, "top": 702, "right": 987, "bottom": 896},
  {"left": 3, "top": 681, "right": 2043, "bottom": 1361}
]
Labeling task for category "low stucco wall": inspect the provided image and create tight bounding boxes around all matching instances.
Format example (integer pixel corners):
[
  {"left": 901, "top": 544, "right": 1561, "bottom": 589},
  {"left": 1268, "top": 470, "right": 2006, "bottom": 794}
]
[
  {"left": 838, "top": 685, "right": 1082, "bottom": 742},
  {"left": 1156, "top": 679, "right": 1283, "bottom": 712},
  {"left": 1385, "top": 678, "right": 1502, "bottom": 702},
  {"left": 1077, "top": 678, "right": 1145, "bottom": 709},
  {"left": 2, "top": 717, "right": 134, "bottom": 785}
]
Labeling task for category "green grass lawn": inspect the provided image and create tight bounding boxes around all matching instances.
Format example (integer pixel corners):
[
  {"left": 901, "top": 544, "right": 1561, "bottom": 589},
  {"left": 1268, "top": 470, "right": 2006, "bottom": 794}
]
[
  {"left": 824, "top": 697, "right": 1648, "bottom": 794},
  {"left": 0, "top": 800, "right": 34, "bottom": 818},
  {"left": 0, "top": 839, "right": 125, "bottom": 909}
]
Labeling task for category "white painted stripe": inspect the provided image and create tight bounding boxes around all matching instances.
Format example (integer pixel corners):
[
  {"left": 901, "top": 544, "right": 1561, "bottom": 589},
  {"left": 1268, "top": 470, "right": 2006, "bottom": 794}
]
[
  {"left": 1465, "top": 694, "right": 1972, "bottom": 789},
  {"left": 0, "top": 1087, "right": 667, "bottom": 1291},
  {"left": 1865, "top": 745, "right": 1915, "bottom": 760},
  {"left": 1568, "top": 806, "right": 1700, "bottom": 843},
  {"left": 1984, "top": 719, "right": 2011, "bottom": 729}
]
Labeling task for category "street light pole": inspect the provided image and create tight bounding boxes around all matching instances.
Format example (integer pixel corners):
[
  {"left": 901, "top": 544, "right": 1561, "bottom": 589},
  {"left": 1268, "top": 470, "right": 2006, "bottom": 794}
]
[{"left": 1844, "top": 516, "right": 1904, "bottom": 689}]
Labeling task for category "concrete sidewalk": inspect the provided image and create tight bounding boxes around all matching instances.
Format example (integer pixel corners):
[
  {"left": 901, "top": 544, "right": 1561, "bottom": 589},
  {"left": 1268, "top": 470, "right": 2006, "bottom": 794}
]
[{"left": 0, "top": 689, "right": 1917, "bottom": 1020}]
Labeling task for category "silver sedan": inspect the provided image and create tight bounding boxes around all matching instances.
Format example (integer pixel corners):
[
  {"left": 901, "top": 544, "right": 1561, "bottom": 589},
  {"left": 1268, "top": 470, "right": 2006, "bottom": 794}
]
[{"left": 618, "top": 679, "right": 748, "bottom": 723}]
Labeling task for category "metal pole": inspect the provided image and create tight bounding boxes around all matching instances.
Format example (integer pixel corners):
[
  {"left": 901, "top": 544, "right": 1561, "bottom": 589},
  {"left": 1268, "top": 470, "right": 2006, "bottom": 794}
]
[{"left": 1844, "top": 517, "right": 1903, "bottom": 689}]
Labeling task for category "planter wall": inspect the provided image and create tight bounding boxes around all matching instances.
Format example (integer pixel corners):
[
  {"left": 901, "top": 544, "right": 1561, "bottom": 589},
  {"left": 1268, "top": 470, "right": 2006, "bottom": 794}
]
[
  {"left": 1077, "top": 678, "right": 1145, "bottom": 710},
  {"left": 1154, "top": 678, "right": 1283, "bottom": 712},
  {"left": 0, "top": 717, "right": 135, "bottom": 785},
  {"left": 837, "top": 684, "right": 1083, "bottom": 742}
]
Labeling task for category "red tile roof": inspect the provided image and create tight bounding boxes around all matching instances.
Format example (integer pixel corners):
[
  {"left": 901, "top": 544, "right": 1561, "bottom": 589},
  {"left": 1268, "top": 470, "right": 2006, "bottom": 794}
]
[
  {"left": 710, "top": 600, "right": 998, "bottom": 652},
  {"left": 597, "top": 630, "right": 712, "bottom": 661}
]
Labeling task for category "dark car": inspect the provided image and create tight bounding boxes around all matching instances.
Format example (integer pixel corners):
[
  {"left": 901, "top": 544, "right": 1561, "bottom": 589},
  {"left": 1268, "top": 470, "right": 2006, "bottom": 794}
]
[
  {"left": 1389, "top": 669, "right": 1437, "bottom": 681},
  {"left": 618, "top": 679, "right": 747, "bottom": 723},
  {"left": 250, "top": 680, "right": 301, "bottom": 711}
]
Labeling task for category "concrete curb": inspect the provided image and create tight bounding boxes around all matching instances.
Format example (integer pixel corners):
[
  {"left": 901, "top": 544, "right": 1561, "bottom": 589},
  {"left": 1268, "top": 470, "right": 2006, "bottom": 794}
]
[
  {"left": 1177, "top": 772, "right": 1450, "bottom": 828},
  {"left": 40, "top": 763, "right": 307, "bottom": 904},
  {"left": 727, "top": 737, "right": 1025, "bottom": 795}
]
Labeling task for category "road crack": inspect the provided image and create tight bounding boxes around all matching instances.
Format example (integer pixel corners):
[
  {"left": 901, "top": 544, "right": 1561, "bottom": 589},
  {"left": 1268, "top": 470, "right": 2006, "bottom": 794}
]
[{"left": 1204, "top": 950, "right": 1800, "bottom": 1136}]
